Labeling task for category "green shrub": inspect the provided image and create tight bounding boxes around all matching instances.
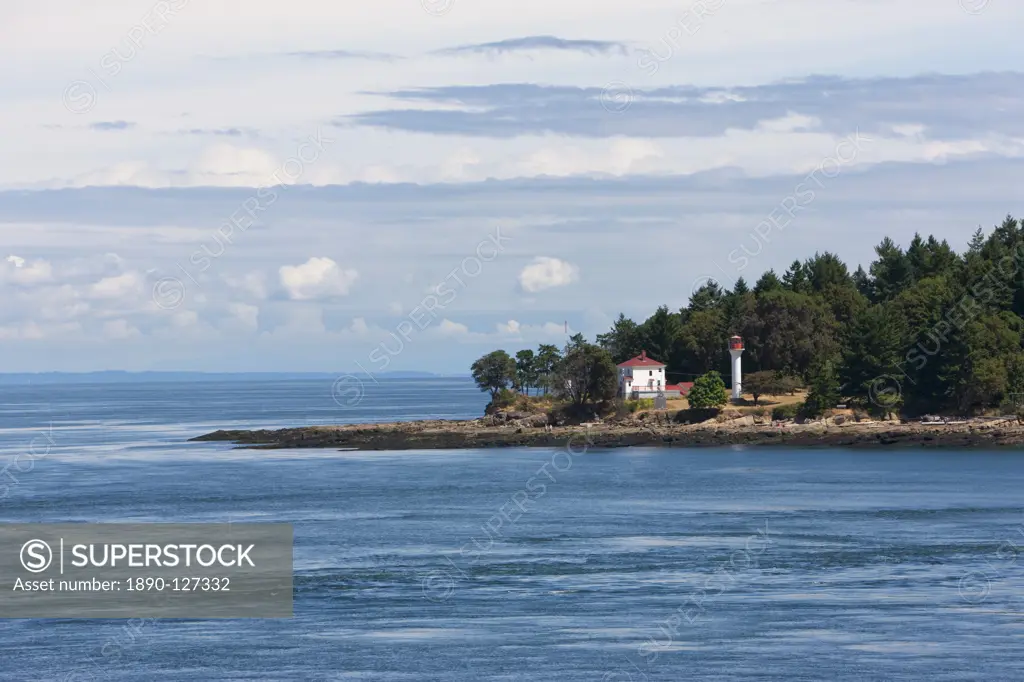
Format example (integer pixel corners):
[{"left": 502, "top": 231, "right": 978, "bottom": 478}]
[
  {"left": 624, "top": 398, "right": 655, "bottom": 413},
  {"left": 688, "top": 371, "right": 728, "bottom": 409},
  {"left": 772, "top": 403, "right": 800, "bottom": 421},
  {"left": 488, "top": 388, "right": 518, "bottom": 412}
]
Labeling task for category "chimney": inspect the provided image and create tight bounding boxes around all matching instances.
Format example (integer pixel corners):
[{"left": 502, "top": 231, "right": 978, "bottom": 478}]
[{"left": 641, "top": 350, "right": 647, "bottom": 360}]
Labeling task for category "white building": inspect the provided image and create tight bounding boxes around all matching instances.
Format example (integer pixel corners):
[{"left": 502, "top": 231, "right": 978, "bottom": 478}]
[{"left": 617, "top": 351, "right": 691, "bottom": 399}]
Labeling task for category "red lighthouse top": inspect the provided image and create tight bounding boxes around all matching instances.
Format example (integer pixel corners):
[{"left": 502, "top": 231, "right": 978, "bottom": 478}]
[{"left": 728, "top": 335, "right": 744, "bottom": 351}]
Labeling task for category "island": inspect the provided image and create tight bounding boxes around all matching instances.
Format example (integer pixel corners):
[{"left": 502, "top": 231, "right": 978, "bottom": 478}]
[
  {"left": 192, "top": 411, "right": 1024, "bottom": 450},
  {"left": 197, "top": 218, "right": 1024, "bottom": 451}
]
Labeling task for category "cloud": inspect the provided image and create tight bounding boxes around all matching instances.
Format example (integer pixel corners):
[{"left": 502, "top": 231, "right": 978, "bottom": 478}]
[
  {"left": 436, "top": 319, "right": 470, "bottom": 336},
  {"left": 278, "top": 257, "right": 358, "bottom": 300},
  {"left": 348, "top": 73, "right": 1024, "bottom": 139},
  {"left": 226, "top": 303, "right": 260, "bottom": 330},
  {"left": 3, "top": 255, "right": 52, "bottom": 286},
  {"left": 497, "top": 319, "right": 521, "bottom": 334},
  {"left": 89, "top": 121, "right": 135, "bottom": 132},
  {"left": 63, "top": 140, "right": 333, "bottom": 189},
  {"left": 433, "top": 36, "right": 629, "bottom": 57},
  {"left": 349, "top": 317, "right": 370, "bottom": 335},
  {"left": 223, "top": 272, "right": 269, "bottom": 300},
  {"left": 178, "top": 128, "right": 257, "bottom": 138},
  {"left": 518, "top": 257, "right": 579, "bottom": 292},
  {"left": 88, "top": 272, "right": 144, "bottom": 300},
  {"left": 171, "top": 310, "right": 199, "bottom": 327},
  {"left": 0, "top": 321, "right": 80, "bottom": 341},
  {"left": 102, "top": 319, "right": 141, "bottom": 339},
  {"left": 284, "top": 49, "right": 399, "bottom": 61},
  {"left": 494, "top": 319, "right": 566, "bottom": 338}
]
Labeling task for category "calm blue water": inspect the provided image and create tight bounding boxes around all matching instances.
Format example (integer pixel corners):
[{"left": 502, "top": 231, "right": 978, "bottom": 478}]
[{"left": 1, "top": 377, "right": 1023, "bottom": 681}]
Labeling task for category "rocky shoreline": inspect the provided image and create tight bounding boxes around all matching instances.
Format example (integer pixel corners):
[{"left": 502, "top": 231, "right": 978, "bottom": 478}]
[{"left": 191, "top": 413, "right": 1024, "bottom": 450}]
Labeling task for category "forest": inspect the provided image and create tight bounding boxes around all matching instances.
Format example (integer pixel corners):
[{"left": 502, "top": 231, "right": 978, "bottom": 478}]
[
  {"left": 473, "top": 215, "right": 1024, "bottom": 418},
  {"left": 596, "top": 215, "right": 1024, "bottom": 416}
]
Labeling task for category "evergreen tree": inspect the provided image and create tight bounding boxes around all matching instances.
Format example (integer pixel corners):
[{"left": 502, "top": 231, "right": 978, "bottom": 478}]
[
  {"left": 782, "top": 260, "right": 811, "bottom": 294},
  {"left": 869, "top": 237, "right": 912, "bottom": 301},
  {"left": 688, "top": 281, "right": 726, "bottom": 313},
  {"left": 515, "top": 349, "right": 538, "bottom": 395},
  {"left": 535, "top": 344, "right": 562, "bottom": 394},
  {"left": 840, "top": 303, "right": 907, "bottom": 410},
  {"left": 802, "top": 361, "right": 841, "bottom": 417},
  {"left": 596, "top": 313, "right": 643, "bottom": 363},
  {"left": 639, "top": 306, "right": 682, "bottom": 365},
  {"left": 754, "top": 269, "right": 783, "bottom": 294}
]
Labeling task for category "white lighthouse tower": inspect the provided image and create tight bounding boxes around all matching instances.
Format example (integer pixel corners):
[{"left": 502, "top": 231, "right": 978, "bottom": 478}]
[{"left": 728, "top": 335, "right": 744, "bottom": 401}]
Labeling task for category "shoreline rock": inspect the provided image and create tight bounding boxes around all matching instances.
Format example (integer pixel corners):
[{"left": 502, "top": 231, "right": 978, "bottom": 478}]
[{"left": 190, "top": 416, "right": 1024, "bottom": 450}]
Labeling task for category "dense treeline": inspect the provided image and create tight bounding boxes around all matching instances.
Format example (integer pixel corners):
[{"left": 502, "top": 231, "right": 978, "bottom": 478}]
[{"left": 596, "top": 215, "right": 1024, "bottom": 416}]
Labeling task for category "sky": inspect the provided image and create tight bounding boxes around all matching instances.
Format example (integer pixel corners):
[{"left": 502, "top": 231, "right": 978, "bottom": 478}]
[{"left": 1, "top": 0, "right": 1023, "bottom": 373}]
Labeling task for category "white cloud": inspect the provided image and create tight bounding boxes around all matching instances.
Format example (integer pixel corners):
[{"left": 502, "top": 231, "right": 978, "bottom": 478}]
[
  {"left": 495, "top": 319, "right": 568, "bottom": 340},
  {"left": 756, "top": 113, "right": 820, "bottom": 133},
  {"left": 436, "top": 319, "right": 470, "bottom": 336},
  {"left": 3, "top": 255, "right": 53, "bottom": 285},
  {"left": 227, "top": 303, "right": 260, "bottom": 330},
  {"left": 344, "top": 317, "right": 369, "bottom": 336},
  {"left": 171, "top": 310, "right": 199, "bottom": 327},
  {"left": 265, "top": 306, "right": 328, "bottom": 337},
  {"left": 516, "top": 138, "right": 663, "bottom": 178},
  {"left": 89, "top": 271, "right": 144, "bottom": 300},
  {"left": 497, "top": 319, "right": 521, "bottom": 334},
  {"left": 893, "top": 123, "right": 927, "bottom": 138},
  {"left": 102, "top": 319, "right": 141, "bottom": 339},
  {"left": 278, "top": 257, "right": 358, "bottom": 300},
  {"left": 223, "top": 271, "right": 268, "bottom": 300},
  {"left": 518, "top": 257, "right": 580, "bottom": 293},
  {"left": 0, "top": 321, "right": 81, "bottom": 341}
]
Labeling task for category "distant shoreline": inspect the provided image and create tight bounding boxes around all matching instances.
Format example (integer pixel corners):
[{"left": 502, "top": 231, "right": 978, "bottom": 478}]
[
  {"left": 192, "top": 417, "right": 1024, "bottom": 450},
  {"left": 0, "top": 372, "right": 467, "bottom": 385}
]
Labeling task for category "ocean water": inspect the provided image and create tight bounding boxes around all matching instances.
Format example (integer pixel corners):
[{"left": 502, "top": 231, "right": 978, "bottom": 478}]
[{"left": 1, "top": 377, "right": 1023, "bottom": 681}]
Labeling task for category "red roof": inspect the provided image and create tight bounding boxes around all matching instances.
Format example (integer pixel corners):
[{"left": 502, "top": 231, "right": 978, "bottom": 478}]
[{"left": 617, "top": 350, "right": 666, "bottom": 368}]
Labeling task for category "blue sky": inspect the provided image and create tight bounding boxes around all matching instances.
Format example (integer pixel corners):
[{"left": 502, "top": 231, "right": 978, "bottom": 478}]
[{"left": 1, "top": 0, "right": 1023, "bottom": 372}]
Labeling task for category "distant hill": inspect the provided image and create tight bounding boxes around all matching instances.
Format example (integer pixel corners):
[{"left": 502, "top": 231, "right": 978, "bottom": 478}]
[{"left": 0, "top": 371, "right": 467, "bottom": 385}]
